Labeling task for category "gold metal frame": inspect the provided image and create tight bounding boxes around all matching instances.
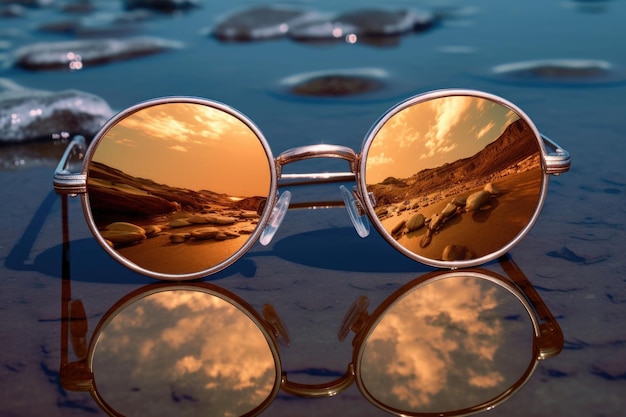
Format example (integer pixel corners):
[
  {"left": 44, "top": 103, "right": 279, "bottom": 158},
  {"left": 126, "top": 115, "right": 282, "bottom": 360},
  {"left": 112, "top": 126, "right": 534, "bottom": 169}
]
[{"left": 53, "top": 89, "right": 571, "bottom": 278}]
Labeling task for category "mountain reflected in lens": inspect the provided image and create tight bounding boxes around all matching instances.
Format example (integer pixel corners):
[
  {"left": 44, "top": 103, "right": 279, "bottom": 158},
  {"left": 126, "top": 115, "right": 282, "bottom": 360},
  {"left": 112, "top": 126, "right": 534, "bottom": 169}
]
[
  {"left": 358, "top": 276, "right": 535, "bottom": 414},
  {"left": 365, "top": 95, "right": 544, "bottom": 263},
  {"left": 87, "top": 101, "right": 272, "bottom": 276},
  {"left": 91, "top": 289, "right": 278, "bottom": 417}
]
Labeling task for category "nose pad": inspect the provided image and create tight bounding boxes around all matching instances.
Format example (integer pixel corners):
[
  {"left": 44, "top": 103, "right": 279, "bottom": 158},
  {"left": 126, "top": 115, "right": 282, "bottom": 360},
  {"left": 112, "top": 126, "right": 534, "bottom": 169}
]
[
  {"left": 259, "top": 191, "right": 292, "bottom": 246},
  {"left": 338, "top": 295, "right": 370, "bottom": 342},
  {"left": 262, "top": 304, "right": 291, "bottom": 347},
  {"left": 339, "top": 185, "right": 370, "bottom": 238}
]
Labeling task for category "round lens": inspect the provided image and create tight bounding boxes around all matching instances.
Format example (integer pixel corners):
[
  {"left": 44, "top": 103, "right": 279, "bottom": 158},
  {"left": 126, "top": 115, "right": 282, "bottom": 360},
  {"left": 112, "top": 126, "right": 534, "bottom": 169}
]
[
  {"left": 363, "top": 92, "right": 545, "bottom": 266},
  {"left": 90, "top": 288, "right": 279, "bottom": 417},
  {"left": 356, "top": 275, "right": 536, "bottom": 416},
  {"left": 85, "top": 99, "right": 273, "bottom": 278}
]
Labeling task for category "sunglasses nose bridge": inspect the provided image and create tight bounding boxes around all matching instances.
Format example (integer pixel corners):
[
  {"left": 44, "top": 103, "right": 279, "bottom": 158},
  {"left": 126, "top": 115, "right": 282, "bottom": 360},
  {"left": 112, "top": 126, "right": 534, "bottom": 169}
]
[{"left": 274, "top": 144, "right": 359, "bottom": 177}]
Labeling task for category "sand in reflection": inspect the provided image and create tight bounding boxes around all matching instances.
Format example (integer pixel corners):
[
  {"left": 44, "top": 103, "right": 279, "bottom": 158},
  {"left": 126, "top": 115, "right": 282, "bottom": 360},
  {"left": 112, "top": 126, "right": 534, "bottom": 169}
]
[
  {"left": 91, "top": 290, "right": 276, "bottom": 417},
  {"left": 359, "top": 276, "right": 534, "bottom": 413}
]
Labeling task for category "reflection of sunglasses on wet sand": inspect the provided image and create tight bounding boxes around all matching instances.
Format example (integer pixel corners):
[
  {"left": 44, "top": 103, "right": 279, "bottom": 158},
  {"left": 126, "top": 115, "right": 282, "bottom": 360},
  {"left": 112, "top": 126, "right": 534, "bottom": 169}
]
[
  {"left": 60, "top": 246, "right": 563, "bottom": 417},
  {"left": 53, "top": 89, "right": 570, "bottom": 280}
]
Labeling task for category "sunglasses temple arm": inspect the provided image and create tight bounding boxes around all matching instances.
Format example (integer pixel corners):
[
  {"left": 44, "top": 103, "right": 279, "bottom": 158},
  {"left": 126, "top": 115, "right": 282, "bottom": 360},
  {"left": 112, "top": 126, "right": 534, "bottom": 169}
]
[
  {"left": 541, "top": 134, "right": 570, "bottom": 175},
  {"left": 53, "top": 136, "right": 88, "bottom": 195},
  {"left": 498, "top": 254, "right": 564, "bottom": 359}
]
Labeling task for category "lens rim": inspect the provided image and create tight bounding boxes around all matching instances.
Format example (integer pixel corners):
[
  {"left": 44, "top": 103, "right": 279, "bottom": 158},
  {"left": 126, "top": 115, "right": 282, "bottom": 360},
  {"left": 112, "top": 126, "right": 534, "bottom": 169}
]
[
  {"left": 351, "top": 268, "right": 542, "bottom": 417},
  {"left": 358, "top": 89, "right": 549, "bottom": 269},
  {"left": 79, "top": 96, "right": 278, "bottom": 281},
  {"left": 86, "top": 282, "right": 283, "bottom": 417}
]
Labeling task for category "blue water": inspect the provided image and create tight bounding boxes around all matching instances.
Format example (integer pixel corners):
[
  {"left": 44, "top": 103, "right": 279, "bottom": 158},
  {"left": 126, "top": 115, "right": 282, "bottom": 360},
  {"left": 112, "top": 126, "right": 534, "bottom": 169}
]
[{"left": 1, "top": 0, "right": 625, "bottom": 416}]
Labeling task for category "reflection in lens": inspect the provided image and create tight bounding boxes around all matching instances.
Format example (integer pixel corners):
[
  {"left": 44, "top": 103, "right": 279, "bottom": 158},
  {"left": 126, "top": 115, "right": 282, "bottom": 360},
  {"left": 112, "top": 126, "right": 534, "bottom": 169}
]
[
  {"left": 358, "top": 276, "right": 535, "bottom": 414},
  {"left": 91, "top": 290, "right": 277, "bottom": 417},
  {"left": 365, "top": 94, "right": 544, "bottom": 263},
  {"left": 87, "top": 101, "right": 272, "bottom": 276}
]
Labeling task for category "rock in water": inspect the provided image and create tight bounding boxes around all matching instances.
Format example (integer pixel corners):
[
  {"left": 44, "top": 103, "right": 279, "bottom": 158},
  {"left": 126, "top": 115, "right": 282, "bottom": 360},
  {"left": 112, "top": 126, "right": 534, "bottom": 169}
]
[
  {"left": 11, "top": 37, "right": 183, "bottom": 70},
  {"left": 0, "top": 78, "right": 113, "bottom": 143},
  {"left": 212, "top": 5, "right": 320, "bottom": 41},
  {"left": 124, "top": 0, "right": 200, "bottom": 12}
]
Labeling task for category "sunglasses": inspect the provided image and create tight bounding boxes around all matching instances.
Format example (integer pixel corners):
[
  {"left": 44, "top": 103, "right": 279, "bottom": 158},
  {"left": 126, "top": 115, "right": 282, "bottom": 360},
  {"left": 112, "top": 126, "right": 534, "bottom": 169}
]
[
  {"left": 53, "top": 89, "right": 570, "bottom": 280},
  {"left": 59, "top": 248, "right": 562, "bottom": 417}
]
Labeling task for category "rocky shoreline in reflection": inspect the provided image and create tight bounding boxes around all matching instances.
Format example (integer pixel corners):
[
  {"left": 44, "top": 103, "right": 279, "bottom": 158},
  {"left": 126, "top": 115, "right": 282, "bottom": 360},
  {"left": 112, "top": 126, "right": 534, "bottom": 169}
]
[
  {"left": 368, "top": 119, "right": 543, "bottom": 261},
  {"left": 367, "top": 119, "right": 539, "bottom": 208},
  {"left": 88, "top": 161, "right": 265, "bottom": 250}
]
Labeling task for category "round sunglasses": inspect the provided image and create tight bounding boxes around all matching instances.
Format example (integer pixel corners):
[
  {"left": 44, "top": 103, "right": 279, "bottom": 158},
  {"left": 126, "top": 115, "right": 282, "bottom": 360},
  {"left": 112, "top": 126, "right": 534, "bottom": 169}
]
[
  {"left": 53, "top": 89, "right": 570, "bottom": 280},
  {"left": 59, "top": 256, "right": 562, "bottom": 417}
]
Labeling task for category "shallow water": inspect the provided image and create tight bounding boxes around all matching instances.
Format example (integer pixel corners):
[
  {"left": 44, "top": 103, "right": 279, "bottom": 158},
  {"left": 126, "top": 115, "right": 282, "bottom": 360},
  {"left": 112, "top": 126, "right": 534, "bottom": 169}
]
[{"left": 1, "top": 0, "right": 625, "bottom": 416}]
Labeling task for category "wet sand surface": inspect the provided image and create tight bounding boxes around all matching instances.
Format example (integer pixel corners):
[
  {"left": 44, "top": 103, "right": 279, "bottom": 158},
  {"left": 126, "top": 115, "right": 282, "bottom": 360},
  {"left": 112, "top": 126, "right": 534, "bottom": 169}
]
[{"left": 1, "top": 0, "right": 626, "bottom": 416}]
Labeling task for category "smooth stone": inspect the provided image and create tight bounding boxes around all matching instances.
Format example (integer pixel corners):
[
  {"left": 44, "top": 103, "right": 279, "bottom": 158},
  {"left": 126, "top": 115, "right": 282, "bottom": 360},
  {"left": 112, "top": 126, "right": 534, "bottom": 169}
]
[
  {"left": 100, "top": 230, "right": 146, "bottom": 244},
  {"left": 124, "top": 0, "right": 199, "bottom": 12},
  {"left": 442, "top": 244, "right": 476, "bottom": 261},
  {"left": 406, "top": 213, "right": 425, "bottom": 232},
  {"left": 427, "top": 213, "right": 443, "bottom": 230},
  {"left": 464, "top": 190, "right": 491, "bottom": 211},
  {"left": 212, "top": 5, "right": 321, "bottom": 41},
  {"left": 168, "top": 219, "right": 192, "bottom": 228},
  {"left": 281, "top": 68, "right": 388, "bottom": 97},
  {"left": 190, "top": 227, "right": 219, "bottom": 240},
  {"left": 289, "top": 8, "right": 435, "bottom": 41},
  {"left": 38, "top": 10, "right": 155, "bottom": 37},
  {"left": 105, "top": 222, "right": 146, "bottom": 234},
  {"left": 391, "top": 219, "right": 406, "bottom": 235},
  {"left": 492, "top": 59, "right": 612, "bottom": 79},
  {"left": 451, "top": 196, "right": 466, "bottom": 207},
  {"left": 333, "top": 9, "right": 432, "bottom": 36},
  {"left": 206, "top": 215, "right": 236, "bottom": 225},
  {"left": 487, "top": 58, "right": 626, "bottom": 87},
  {"left": 170, "top": 210, "right": 193, "bottom": 220},
  {"left": 440, "top": 202, "right": 458, "bottom": 218},
  {"left": 239, "top": 211, "right": 259, "bottom": 219},
  {"left": 187, "top": 214, "right": 211, "bottom": 224},
  {"left": 143, "top": 225, "right": 162, "bottom": 237},
  {"left": 0, "top": 78, "right": 113, "bottom": 143},
  {"left": 214, "top": 230, "right": 240, "bottom": 240},
  {"left": 484, "top": 182, "right": 500, "bottom": 195},
  {"left": 170, "top": 233, "right": 190, "bottom": 243},
  {"left": 11, "top": 37, "right": 183, "bottom": 71}
]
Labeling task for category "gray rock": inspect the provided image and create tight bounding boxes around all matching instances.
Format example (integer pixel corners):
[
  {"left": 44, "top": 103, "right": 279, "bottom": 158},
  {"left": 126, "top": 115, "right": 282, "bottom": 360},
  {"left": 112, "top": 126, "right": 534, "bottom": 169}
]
[
  {"left": 0, "top": 78, "right": 113, "bottom": 143},
  {"left": 212, "top": 5, "right": 321, "bottom": 41},
  {"left": 124, "top": 0, "right": 200, "bottom": 12},
  {"left": 10, "top": 36, "right": 183, "bottom": 70}
]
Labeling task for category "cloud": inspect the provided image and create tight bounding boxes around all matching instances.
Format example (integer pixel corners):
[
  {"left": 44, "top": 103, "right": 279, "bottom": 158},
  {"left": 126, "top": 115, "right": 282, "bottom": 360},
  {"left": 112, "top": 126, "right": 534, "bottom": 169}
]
[{"left": 476, "top": 120, "right": 495, "bottom": 140}]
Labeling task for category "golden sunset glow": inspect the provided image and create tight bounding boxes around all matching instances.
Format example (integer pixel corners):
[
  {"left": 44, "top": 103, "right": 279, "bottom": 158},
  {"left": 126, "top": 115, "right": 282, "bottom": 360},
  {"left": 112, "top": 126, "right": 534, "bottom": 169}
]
[
  {"left": 92, "top": 102, "right": 271, "bottom": 197},
  {"left": 366, "top": 96, "right": 520, "bottom": 184}
]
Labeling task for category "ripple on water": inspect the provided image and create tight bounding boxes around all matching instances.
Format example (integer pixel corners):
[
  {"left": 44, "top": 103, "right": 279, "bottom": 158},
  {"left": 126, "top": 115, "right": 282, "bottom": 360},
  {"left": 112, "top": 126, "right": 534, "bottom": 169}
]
[{"left": 485, "top": 59, "right": 626, "bottom": 87}]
